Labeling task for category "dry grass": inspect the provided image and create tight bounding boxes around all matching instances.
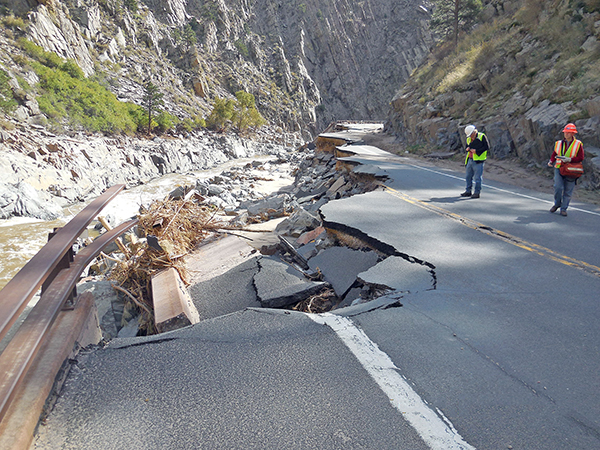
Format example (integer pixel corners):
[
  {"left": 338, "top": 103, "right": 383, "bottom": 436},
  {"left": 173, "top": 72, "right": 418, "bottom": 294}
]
[{"left": 293, "top": 288, "right": 338, "bottom": 313}]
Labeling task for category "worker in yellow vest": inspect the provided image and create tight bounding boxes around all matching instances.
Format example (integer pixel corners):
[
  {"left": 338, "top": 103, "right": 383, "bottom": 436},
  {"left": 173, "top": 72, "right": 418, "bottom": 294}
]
[
  {"left": 547, "top": 123, "right": 585, "bottom": 217},
  {"left": 460, "top": 125, "right": 489, "bottom": 199}
]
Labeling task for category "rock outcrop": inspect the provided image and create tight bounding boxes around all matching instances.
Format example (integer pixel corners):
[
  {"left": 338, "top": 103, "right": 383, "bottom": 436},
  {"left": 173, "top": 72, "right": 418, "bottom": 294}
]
[
  {"left": 0, "top": 0, "right": 433, "bottom": 135},
  {"left": 0, "top": 125, "right": 301, "bottom": 219},
  {"left": 384, "top": 0, "right": 600, "bottom": 189}
]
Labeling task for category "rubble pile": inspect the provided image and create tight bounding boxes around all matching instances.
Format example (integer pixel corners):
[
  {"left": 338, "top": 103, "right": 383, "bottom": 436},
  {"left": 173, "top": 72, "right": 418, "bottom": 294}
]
[
  {"left": 214, "top": 146, "right": 391, "bottom": 314},
  {"left": 83, "top": 143, "right": 391, "bottom": 337}
]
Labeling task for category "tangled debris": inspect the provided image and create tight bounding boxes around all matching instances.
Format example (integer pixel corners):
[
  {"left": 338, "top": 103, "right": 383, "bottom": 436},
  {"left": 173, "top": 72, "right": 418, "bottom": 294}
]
[
  {"left": 108, "top": 197, "right": 224, "bottom": 334},
  {"left": 292, "top": 287, "right": 338, "bottom": 313}
]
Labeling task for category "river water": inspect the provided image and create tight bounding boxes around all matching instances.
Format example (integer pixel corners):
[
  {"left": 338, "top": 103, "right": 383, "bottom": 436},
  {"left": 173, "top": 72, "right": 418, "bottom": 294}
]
[{"left": 0, "top": 155, "right": 292, "bottom": 291}]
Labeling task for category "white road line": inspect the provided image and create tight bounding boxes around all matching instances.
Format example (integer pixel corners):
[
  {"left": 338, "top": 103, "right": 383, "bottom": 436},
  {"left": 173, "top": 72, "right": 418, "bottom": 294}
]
[
  {"left": 308, "top": 312, "right": 476, "bottom": 450},
  {"left": 409, "top": 164, "right": 600, "bottom": 217}
]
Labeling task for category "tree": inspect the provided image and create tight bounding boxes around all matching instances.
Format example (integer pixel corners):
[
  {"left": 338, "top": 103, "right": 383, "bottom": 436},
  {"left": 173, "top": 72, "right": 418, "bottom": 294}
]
[
  {"left": 206, "top": 92, "right": 266, "bottom": 132},
  {"left": 231, "top": 91, "right": 266, "bottom": 132},
  {"left": 206, "top": 97, "right": 235, "bottom": 130},
  {"left": 183, "top": 24, "right": 197, "bottom": 50},
  {"left": 142, "top": 81, "right": 164, "bottom": 135},
  {"left": 430, "top": 0, "right": 482, "bottom": 48}
]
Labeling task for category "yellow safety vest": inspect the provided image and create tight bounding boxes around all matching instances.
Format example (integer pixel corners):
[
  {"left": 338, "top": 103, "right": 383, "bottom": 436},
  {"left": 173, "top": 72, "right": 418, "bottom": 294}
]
[
  {"left": 554, "top": 139, "right": 582, "bottom": 168},
  {"left": 465, "top": 132, "right": 488, "bottom": 164}
]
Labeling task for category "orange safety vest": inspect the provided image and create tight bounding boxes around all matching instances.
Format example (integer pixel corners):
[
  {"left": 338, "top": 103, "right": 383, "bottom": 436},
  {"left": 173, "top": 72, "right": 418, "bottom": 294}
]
[{"left": 554, "top": 139, "right": 582, "bottom": 168}]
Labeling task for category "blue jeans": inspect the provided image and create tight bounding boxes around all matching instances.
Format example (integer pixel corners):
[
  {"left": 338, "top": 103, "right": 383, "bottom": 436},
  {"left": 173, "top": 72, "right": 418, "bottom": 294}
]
[
  {"left": 554, "top": 168, "right": 576, "bottom": 211},
  {"left": 465, "top": 159, "right": 484, "bottom": 194}
]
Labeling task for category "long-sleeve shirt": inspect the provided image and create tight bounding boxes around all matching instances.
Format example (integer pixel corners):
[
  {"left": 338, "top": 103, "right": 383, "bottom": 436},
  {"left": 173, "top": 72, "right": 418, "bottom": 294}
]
[
  {"left": 466, "top": 133, "right": 489, "bottom": 158},
  {"left": 549, "top": 139, "right": 585, "bottom": 164}
]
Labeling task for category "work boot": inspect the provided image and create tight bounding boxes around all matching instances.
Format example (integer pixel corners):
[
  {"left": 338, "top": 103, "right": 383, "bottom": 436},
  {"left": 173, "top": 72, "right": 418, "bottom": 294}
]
[
  {"left": 460, "top": 191, "right": 472, "bottom": 197},
  {"left": 471, "top": 193, "right": 480, "bottom": 199},
  {"left": 550, "top": 205, "right": 559, "bottom": 213},
  {"left": 560, "top": 210, "right": 568, "bottom": 216}
]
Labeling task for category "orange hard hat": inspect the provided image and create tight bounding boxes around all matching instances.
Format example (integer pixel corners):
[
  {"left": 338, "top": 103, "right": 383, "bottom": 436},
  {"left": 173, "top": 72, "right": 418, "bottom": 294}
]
[{"left": 562, "top": 123, "right": 577, "bottom": 133}]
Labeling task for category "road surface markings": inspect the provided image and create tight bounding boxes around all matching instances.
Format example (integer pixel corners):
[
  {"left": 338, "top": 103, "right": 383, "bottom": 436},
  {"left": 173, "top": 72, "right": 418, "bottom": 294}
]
[
  {"left": 386, "top": 187, "right": 600, "bottom": 278},
  {"left": 409, "top": 164, "right": 600, "bottom": 217},
  {"left": 308, "top": 312, "right": 476, "bottom": 450}
]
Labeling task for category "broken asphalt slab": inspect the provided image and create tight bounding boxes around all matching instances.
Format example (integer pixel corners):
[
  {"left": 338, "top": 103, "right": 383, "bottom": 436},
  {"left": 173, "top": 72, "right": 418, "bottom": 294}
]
[
  {"left": 34, "top": 309, "right": 429, "bottom": 450},
  {"left": 188, "top": 257, "right": 262, "bottom": 321},
  {"left": 357, "top": 256, "right": 435, "bottom": 293},
  {"left": 253, "top": 256, "right": 327, "bottom": 308},
  {"left": 307, "top": 246, "right": 379, "bottom": 297}
]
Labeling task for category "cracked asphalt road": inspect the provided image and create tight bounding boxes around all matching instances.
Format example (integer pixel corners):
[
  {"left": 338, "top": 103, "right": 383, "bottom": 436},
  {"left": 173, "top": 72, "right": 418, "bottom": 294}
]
[{"left": 34, "top": 143, "right": 600, "bottom": 450}]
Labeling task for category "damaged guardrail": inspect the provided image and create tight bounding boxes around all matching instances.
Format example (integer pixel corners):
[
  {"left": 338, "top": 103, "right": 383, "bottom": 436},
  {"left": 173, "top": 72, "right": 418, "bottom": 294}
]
[{"left": 0, "top": 184, "right": 137, "bottom": 423}]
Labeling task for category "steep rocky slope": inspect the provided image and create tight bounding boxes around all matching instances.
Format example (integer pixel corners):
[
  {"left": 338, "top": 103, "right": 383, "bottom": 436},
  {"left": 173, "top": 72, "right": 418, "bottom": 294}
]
[
  {"left": 385, "top": 0, "right": 600, "bottom": 188},
  {"left": 0, "top": 0, "right": 432, "bottom": 135}
]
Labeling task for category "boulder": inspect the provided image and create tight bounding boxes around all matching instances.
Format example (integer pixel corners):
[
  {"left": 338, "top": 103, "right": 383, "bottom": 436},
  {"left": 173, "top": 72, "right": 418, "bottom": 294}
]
[
  {"left": 243, "top": 194, "right": 290, "bottom": 216},
  {"left": 0, "top": 182, "right": 62, "bottom": 220},
  {"left": 275, "top": 207, "right": 321, "bottom": 237}
]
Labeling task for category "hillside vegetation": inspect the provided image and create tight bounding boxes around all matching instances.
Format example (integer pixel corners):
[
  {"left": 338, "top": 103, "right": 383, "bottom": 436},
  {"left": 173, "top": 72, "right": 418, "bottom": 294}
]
[
  {"left": 0, "top": 0, "right": 433, "bottom": 138},
  {"left": 418, "top": 0, "right": 600, "bottom": 117},
  {"left": 387, "top": 0, "right": 600, "bottom": 190}
]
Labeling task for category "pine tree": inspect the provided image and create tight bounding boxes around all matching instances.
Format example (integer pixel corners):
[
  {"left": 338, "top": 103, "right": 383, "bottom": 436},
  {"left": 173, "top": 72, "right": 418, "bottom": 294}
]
[
  {"left": 142, "top": 81, "right": 164, "bottom": 135},
  {"left": 430, "top": 0, "right": 482, "bottom": 48}
]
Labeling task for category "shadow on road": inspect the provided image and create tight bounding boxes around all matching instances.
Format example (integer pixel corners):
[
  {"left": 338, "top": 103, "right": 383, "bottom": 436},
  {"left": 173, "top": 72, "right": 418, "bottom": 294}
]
[
  {"left": 514, "top": 211, "right": 556, "bottom": 224},
  {"left": 423, "top": 196, "right": 463, "bottom": 204}
]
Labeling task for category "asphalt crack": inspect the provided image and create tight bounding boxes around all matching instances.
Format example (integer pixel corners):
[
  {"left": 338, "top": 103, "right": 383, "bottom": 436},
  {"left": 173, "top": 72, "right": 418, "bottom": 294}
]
[{"left": 321, "top": 218, "right": 437, "bottom": 291}]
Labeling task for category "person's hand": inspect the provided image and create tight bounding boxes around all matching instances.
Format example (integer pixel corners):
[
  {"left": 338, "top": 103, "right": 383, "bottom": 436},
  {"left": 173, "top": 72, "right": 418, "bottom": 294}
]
[
  {"left": 548, "top": 160, "right": 554, "bottom": 167},
  {"left": 562, "top": 157, "right": 572, "bottom": 163}
]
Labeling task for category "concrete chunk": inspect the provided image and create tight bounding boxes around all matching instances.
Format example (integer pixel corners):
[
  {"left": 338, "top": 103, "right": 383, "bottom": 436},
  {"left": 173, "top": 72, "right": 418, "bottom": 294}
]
[{"left": 152, "top": 268, "right": 200, "bottom": 333}]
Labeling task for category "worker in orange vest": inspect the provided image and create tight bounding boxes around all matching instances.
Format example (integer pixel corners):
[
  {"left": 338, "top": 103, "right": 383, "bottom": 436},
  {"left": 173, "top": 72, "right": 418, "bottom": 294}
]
[{"left": 547, "top": 123, "right": 585, "bottom": 217}]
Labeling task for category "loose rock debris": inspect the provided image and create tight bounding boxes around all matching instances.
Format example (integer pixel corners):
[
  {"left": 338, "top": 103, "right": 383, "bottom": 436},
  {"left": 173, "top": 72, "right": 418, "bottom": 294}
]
[{"left": 86, "top": 141, "right": 427, "bottom": 336}]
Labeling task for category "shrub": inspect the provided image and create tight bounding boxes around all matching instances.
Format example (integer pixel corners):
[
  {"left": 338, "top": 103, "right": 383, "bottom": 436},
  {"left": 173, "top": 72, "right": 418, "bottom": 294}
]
[
  {"left": 193, "top": 115, "right": 206, "bottom": 128},
  {"left": 206, "top": 97, "right": 235, "bottom": 130},
  {"left": 234, "top": 39, "right": 249, "bottom": 58},
  {"left": 0, "top": 69, "right": 17, "bottom": 113},
  {"left": 19, "top": 39, "right": 63, "bottom": 68},
  {"left": 181, "top": 117, "right": 194, "bottom": 132},
  {"left": 154, "top": 111, "right": 178, "bottom": 133},
  {"left": 2, "top": 15, "right": 27, "bottom": 32},
  {"left": 180, "top": 114, "right": 206, "bottom": 132},
  {"left": 32, "top": 58, "right": 139, "bottom": 134},
  {"left": 124, "top": 0, "right": 138, "bottom": 13},
  {"left": 61, "top": 59, "right": 84, "bottom": 79}
]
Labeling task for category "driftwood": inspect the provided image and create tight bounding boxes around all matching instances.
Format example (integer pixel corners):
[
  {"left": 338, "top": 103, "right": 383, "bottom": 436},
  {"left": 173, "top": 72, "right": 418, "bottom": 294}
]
[{"left": 108, "top": 197, "right": 225, "bottom": 334}]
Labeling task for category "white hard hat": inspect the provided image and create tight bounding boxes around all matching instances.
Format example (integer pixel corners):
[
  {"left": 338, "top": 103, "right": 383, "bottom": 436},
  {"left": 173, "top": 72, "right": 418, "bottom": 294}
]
[{"left": 464, "top": 125, "right": 476, "bottom": 136}]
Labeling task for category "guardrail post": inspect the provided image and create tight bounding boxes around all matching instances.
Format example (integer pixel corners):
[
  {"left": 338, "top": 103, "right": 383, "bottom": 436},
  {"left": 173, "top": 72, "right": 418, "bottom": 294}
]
[{"left": 41, "top": 229, "right": 76, "bottom": 308}]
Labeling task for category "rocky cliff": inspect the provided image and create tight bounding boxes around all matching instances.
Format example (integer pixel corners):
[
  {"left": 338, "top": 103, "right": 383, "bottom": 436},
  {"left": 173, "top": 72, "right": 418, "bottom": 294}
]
[{"left": 0, "top": 0, "right": 433, "bottom": 135}]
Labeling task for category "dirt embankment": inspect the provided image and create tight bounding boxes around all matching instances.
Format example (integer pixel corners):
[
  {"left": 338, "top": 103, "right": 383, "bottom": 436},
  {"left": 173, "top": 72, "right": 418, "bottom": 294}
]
[{"left": 362, "top": 132, "right": 600, "bottom": 207}]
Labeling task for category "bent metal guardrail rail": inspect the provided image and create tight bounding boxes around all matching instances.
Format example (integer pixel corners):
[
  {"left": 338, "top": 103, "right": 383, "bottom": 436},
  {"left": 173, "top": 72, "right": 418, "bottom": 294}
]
[{"left": 0, "top": 184, "right": 138, "bottom": 423}]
